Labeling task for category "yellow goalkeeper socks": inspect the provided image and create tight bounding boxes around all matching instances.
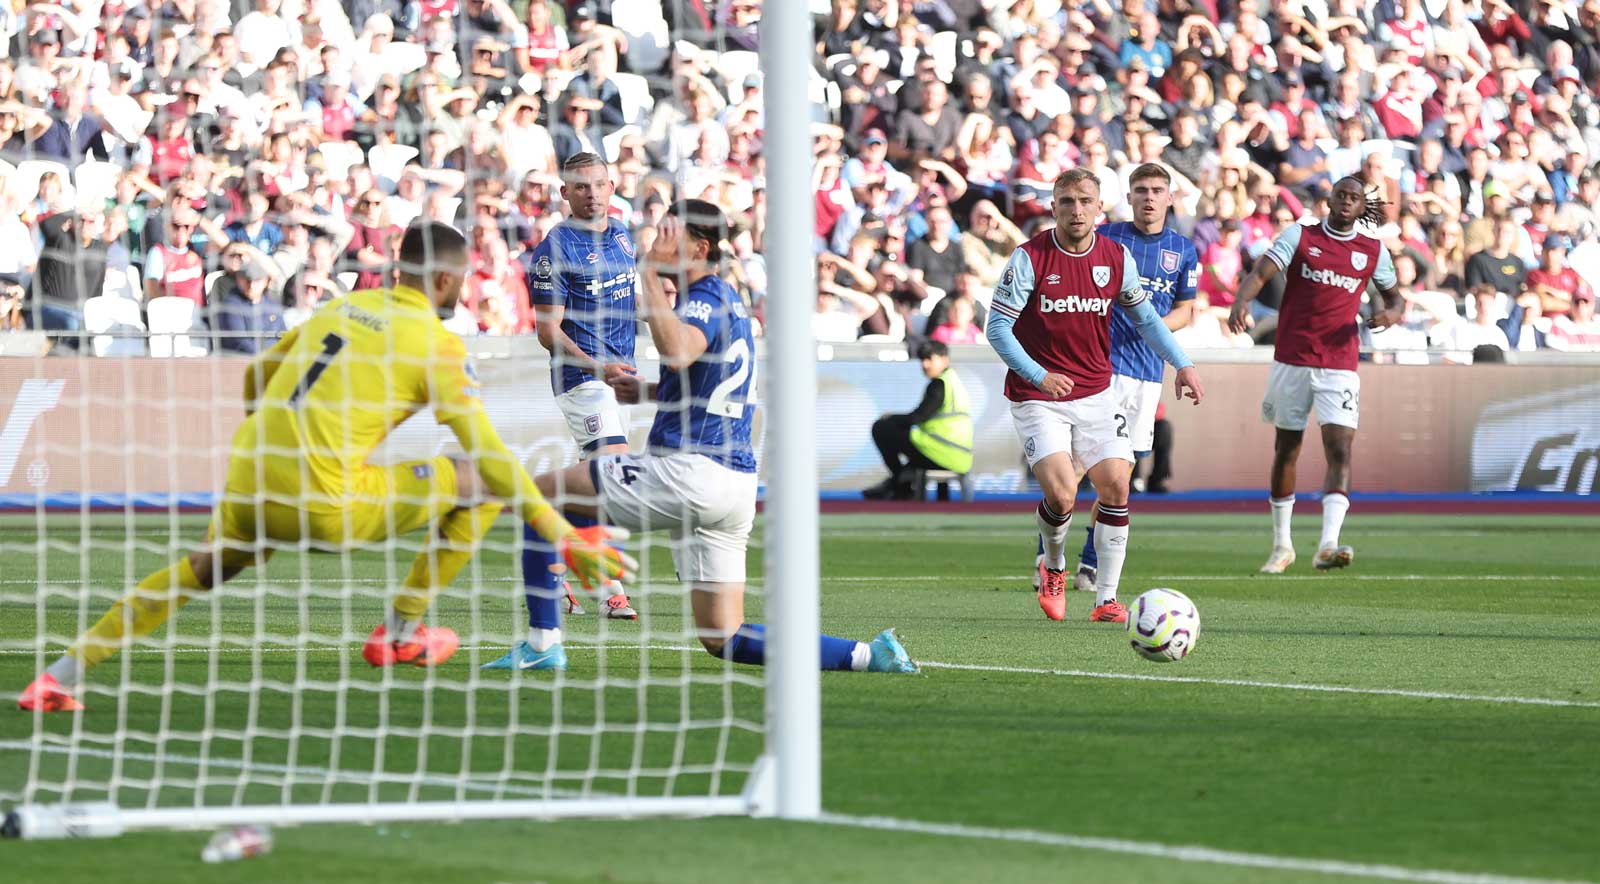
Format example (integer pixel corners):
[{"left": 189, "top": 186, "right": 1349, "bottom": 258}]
[
  {"left": 392, "top": 503, "right": 503, "bottom": 622},
  {"left": 66, "top": 557, "right": 205, "bottom": 673}
]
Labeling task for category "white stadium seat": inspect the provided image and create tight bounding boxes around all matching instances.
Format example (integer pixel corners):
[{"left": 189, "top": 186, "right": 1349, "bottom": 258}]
[
  {"left": 146, "top": 296, "right": 207, "bottom": 358},
  {"left": 611, "top": 72, "right": 655, "bottom": 127},
  {"left": 82, "top": 295, "right": 147, "bottom": 357}
]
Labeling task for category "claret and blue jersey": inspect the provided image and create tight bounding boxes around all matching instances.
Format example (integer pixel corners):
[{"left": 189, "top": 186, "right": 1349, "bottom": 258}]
[
  {"left": 648, "top": 273, "right": 758, "bottom": 474},
  {"left": 1098, "top": 221, "right": 1199, "bottom": 384},
  {"left": 525, "top": 217, "right": 639, "bottom": 393}
]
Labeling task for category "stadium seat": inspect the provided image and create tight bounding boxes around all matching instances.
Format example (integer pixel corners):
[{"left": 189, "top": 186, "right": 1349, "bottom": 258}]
[
  {"left": 610, "top": 0, "right": 670, "bottom": 73},
  {"left": 367, "top": 143, "right": 419, "bottom": 192},
  {"left": 602, "top": 126, "right": 643, "bottom": 162},
  {"left": 928, "top": 31, "right": 958, "bottom": 81},
  {"left": 922, "top": 469, "right": 975, "bottom": 503},
  {"left": 318, "top": 142, "right": 365, "bottom": 182},
  {"left": 74, "top": 161, "right": 121, "bottom": 205},
  {"left": 82, "top": 295, "right": 147, "bottom": 357},
  {"left": 611, "top": 73, "right": 655, "bottom": 127},
  {"left": 12, "top": 159, "right": 74, "bottom": 206},
  {"left": 102, "top": 264, "right": 144, "bottom": 303},
  {"left": 715, "top": 51, "right": 761, "bottom": 103},
  {"left": 146, "top": 296, "right": 207, "bottom": 358}
]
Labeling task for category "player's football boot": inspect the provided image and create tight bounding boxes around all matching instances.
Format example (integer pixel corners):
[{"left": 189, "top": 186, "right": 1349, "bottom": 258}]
[
  {"left": 1314, "top": 544, "right": 1355, "bottom": 570},
  {"left": 866, "top": 628, "right": 917, "bottom": 673},
  {"left": 479, "top": 641, "right": 568, "bottom": 672},
  {"left": 362, "top": 623, "right": 460, "bottom": 668},
  {"left": 1073, "top": 563, "right": 1098, "bottom": 592},
  {"left": 563, "top": 582, "right": 586, "bottom": 616},
  {"left": 1258, "top": 547, "right": 1296, "bottom": 574},
  {"left": 604, "top": 586, "right": 638, "bottom": 620},
  {"left": 1089, "top": 599, "right": 1129, "bottom": 623},
  {"left": 17, "top": 673, "right": 83, "bottom": 712},
  {"left": 1036, "top": 561, "right": 1067, "bottom": 621}
]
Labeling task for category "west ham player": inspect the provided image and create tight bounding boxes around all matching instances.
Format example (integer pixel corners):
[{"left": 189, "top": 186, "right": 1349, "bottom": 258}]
[
  {"left": 1227, "top": 176, "right": 1403, "bottom": 573},
  {"left": 487, "top": 201, "right": 916, "bottom": 673},
  {"left": 988, "top": 168, "right": 1205, "bottom": 623},
  {"left": 485, "top": 153, "right": 637, "bottom": 672},
  {"left": 1069, "top": 163, "right": 1199, "bottom": 604}
]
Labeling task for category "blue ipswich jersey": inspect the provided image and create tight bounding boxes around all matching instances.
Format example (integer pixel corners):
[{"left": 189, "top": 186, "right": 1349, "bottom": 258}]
[
  {"left": 1099, "top": 221, "right": 1199, "bottom": 383},
  {"left": 647, "top": 273, "right": 757, "bottom": 473},
  {"left": 526, "top": 217, "right": 638, "bottom": 393}
]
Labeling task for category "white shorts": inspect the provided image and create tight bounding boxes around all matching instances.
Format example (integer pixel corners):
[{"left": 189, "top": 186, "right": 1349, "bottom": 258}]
[
  {"left": 1010, "top": 387, "right": 1135, "bottom": 470},
  {"left": 1110, "top": 375, "right": 1163, "bottom": 454},
  {"left": 592, "top": 452, "right": 758, "bottom": 584},
  {"left": 556, "top": 380, "right": 629, "bottom": 457},
  {"left": 1261, "top": 362, "right": 1360, "bottom": 431}
]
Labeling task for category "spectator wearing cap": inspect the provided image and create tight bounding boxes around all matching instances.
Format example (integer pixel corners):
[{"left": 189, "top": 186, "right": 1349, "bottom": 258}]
[
  {"left": 305, "top": 68, "right": 360, "bottom": 142},
  {"left": 1268, "top": 71, "right": 1322, "bottom": 142},
  {"left": 1466, "top": 216, "right": 1530, "bottom": 300},
  {"left": 1546, "top": 286, "right": 1600, "bottom": 351},
  {"left": 1526, "top": 233, "right": 1593, "bottom": 316},
  {"left": 213, "top": 260, "right": 285, "bottom": 354}
]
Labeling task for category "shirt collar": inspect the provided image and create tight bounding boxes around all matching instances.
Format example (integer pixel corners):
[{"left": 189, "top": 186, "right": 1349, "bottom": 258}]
[{"left": 391, "top": 284, "right": 431, "bottom": 307}]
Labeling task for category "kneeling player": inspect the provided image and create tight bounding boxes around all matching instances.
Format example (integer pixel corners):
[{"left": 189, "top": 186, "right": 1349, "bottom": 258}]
[
  {"left": 19, "top": 222, "right": 628, "bottom": 712},
  {"left": 481, "top": 201, "right": 915, "bottom": 674}
]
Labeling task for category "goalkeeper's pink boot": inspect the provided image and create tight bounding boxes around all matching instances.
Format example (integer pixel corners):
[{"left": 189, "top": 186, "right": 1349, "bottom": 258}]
[
  {"left": 18, "top": 674, "right": 83, "bottom": 712},
  {"left": 362, "top": 624, "right": 460, "bottom": 668}
]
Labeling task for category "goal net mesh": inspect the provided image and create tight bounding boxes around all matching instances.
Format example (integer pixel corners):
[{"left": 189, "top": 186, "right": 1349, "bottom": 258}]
[{"left": 0, "top": 0, "right": 779, "bottom": 826}]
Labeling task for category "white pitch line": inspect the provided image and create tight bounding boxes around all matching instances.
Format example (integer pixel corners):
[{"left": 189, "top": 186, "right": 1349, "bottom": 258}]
[
  {"left": 914, "top": 662, "right": 1600, "bottom": 709},
  {"left": 0, "top": 741, "right": 596, "bottom": 802},
  {"left": 820, "top": 813, "right": 1597, "bottom": 884},
  {"left": 1, "top": 643, "right": 1591, "bottom": 710}
]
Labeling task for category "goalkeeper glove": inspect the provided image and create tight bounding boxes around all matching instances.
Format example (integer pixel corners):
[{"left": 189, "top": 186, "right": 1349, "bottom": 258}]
[{"left": 558, "top": 525, "right": 638, "bottom": 590}]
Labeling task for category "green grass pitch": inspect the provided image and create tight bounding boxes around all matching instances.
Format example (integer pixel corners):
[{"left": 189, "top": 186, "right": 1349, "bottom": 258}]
[{"left": 2, "top": 511, "right": 1597, "bottom": 884}]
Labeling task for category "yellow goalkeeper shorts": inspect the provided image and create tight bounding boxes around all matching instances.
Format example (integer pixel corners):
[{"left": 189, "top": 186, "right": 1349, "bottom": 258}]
[{"left": 209, "top": 457, "right": 460, "bottom": 566}]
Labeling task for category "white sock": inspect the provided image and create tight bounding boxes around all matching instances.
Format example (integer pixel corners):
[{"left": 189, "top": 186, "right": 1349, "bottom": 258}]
[
  {"left": 849, "top": 642, "right": 871, "bottom": 672},
  {"left": 528, "top": 627, "right": 562, "bottom": 652},
  {"left": 384, "top": 610, "right": 420, "bottom": 643},
  {"left": 1271, "top": 496, "right": 1295, "bottom": 549},
  {"left": 1036, "top": 501, "right": 1073, "bottom": 571},
  {"left": 1320, "top": 493, "right": 1350, "bottom": 549},
  {"left": 1093, "top": 504, "right": 1130, "bottom": 605},
  {"left": 45, "top": 654, "right": 81, "bottom": 688}
]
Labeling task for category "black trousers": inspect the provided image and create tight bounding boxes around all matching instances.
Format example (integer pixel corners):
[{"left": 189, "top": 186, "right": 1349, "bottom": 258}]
[
  {"left": 1137, "top": 418, "right": 1174, "bottom": 485},
  {"left": 871, "top": 415, "right": 944, "bottom": 482}
]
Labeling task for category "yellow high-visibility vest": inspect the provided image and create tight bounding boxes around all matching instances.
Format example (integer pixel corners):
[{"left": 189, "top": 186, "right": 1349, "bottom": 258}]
[{"left": 910, "top": 367, "right": 973, "bottom": 473}]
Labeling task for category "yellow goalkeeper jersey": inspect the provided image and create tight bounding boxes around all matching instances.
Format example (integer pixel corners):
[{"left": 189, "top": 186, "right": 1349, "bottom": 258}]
[{"left": 228, "top": 285, "right": 559, "bottom": 534}]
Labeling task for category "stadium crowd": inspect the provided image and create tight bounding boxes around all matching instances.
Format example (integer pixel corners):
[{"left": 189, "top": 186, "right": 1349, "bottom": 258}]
[{"left": 1, "top": 0, "right": 1599, "bottom": 357}]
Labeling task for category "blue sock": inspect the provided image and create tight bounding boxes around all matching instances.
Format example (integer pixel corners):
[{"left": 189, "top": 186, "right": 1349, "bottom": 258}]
[
  {"left": 721, "top": 623, "right": 862, "bottom": 671},
  {"left": 1036, "top": 536, "right": 1044, "bottom": 557},
  {"left": 1079, "top": 521, "right": 1098, "bottom": 569},
  {"left": 522, "top": 522, "right": 562, "bottom": 630}
]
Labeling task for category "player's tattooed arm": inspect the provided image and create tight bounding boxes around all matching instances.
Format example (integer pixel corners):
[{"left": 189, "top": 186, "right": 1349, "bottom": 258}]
[{"left": 1228, "top": 257, "right": 1282, "bottom": 334}]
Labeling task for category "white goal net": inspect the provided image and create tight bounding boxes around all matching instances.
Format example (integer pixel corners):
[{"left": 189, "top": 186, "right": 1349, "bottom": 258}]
[{"left": 0, "top": 0, "right": 819, "bottom": 834}]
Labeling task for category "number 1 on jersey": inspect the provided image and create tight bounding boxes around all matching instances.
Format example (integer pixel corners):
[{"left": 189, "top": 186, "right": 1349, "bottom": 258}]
[{"left": 288, "top": 332, "right": 347, "bottom": 406}]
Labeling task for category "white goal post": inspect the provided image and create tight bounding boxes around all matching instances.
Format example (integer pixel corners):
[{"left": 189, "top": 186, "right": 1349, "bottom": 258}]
[{"left": 0, "top": 3, "right": 818, "bottom": 837}]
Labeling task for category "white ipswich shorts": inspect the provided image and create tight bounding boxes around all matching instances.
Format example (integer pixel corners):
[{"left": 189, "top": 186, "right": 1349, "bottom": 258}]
[
  {"left": 1260, "top": 362, "right": 1360, "bottom": 431},
  {"left": 557, "top": 380, "right": 629, "bottom": 456},
  {"left": 1011, "top": 387, "right": 1136, "bottom": 470},
  {"left": 592, "top": 452, "right": 758, "bottom": 584},
  {"left": 1110, "top": 374, "right": 1163, "bottom": 454}
]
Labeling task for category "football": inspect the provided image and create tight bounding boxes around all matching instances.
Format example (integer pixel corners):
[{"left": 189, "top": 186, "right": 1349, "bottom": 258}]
[{"left": 1127, "top": 588, "right": 1201, "bottom": 662}]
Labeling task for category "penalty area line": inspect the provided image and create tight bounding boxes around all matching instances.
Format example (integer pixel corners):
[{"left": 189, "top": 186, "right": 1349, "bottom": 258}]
[
  {"left": 914, "top": 661, "right": 1600, "bottom": 709},
  {"left": 819, "top": 813, "right": 1595, "bottom": 884}
]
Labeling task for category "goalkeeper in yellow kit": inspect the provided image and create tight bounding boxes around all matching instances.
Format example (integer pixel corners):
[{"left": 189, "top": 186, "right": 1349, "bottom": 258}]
[{"left": 20, "top": 221, "right": 633, "bottom": 712}]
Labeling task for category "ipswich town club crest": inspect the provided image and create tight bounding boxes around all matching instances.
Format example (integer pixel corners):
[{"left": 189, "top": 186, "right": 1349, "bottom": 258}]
[
  {"left": 615, "top": 233, "right": 636, "bottom": 258},
  {"left": 1092, "top": 265, "right": 1111, "bottom": 287},
  {"left": 1160, "top": 249, "right": 1180, "bottom": 274},
  {"left": 1351, "top": 252, "right": 1368, "bottom": 271}
]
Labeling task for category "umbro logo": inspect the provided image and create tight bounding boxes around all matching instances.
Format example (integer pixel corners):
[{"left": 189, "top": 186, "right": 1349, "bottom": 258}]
[
  {"left": 1308, "top": 247, "right": 1322, "bottom": 257},
  {"left": 1045, "top": 274, "right": 1061, "bottom": 285}
]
